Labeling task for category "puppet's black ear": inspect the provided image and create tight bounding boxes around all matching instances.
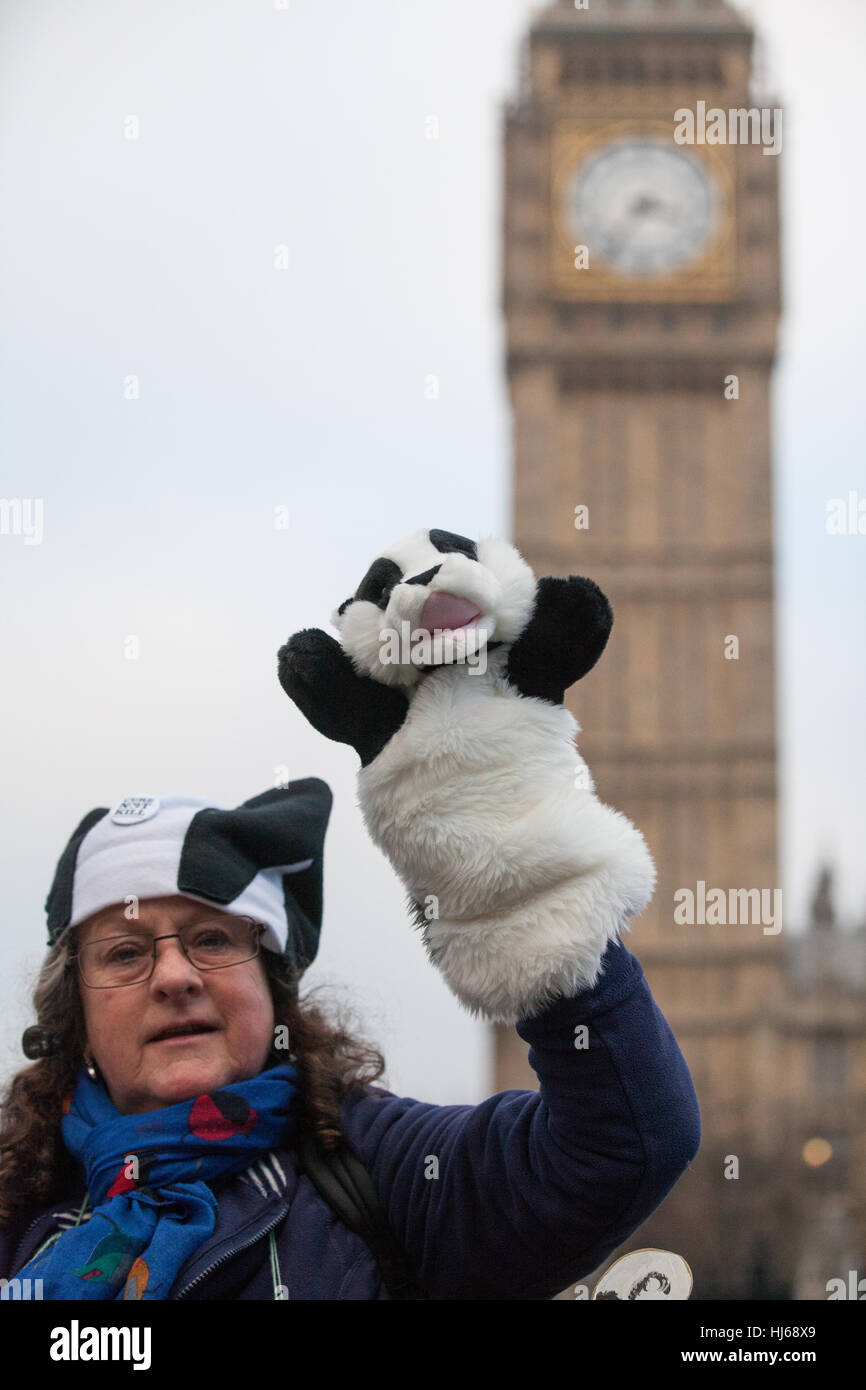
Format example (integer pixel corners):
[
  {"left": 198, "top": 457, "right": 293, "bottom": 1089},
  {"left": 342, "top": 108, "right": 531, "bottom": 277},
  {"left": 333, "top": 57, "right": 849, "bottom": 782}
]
[{"left": 505, "top": 576, "right": 613, "bottom": 705}]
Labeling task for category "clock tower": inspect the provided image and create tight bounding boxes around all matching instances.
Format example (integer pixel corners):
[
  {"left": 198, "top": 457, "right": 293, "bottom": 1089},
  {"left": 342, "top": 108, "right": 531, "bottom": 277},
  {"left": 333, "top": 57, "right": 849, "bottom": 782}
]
[{"left": 498, "top": 0, "right": 784, "bottom": 1209}]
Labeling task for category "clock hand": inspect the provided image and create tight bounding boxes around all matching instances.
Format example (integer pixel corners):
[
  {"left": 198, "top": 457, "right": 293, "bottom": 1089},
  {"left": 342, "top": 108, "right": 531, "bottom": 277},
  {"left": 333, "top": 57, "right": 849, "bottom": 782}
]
[
  {"left": 599, "top": 195, "right": 662, "bottom": 256},
  {"left": 597, "top": 202, "right": 640, "bottom": 258},
  {"left": 633, "top": 194, "right": 685, "bottom": 225},
  {"left": 596, "top": 189, "right": 680, "bottom": 261}
]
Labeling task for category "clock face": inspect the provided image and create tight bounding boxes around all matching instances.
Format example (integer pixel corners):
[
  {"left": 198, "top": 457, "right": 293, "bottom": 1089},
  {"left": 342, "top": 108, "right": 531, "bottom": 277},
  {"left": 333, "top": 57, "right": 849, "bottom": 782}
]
[{"left": 565, "top": 136, "right": 721, "bottom": 277}]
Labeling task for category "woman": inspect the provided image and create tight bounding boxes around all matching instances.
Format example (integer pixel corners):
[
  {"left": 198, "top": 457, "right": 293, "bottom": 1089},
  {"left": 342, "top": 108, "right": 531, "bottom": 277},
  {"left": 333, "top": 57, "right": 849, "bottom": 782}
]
[{"left": 0, "top": 780, "right": 701, "bottom": 1300}]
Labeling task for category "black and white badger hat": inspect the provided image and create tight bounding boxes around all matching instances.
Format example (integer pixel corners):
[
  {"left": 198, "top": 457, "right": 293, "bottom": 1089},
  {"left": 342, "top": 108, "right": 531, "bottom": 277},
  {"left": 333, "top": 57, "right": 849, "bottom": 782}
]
[{"left": 43, "top": 779, "right": 333, "bottom": 971}]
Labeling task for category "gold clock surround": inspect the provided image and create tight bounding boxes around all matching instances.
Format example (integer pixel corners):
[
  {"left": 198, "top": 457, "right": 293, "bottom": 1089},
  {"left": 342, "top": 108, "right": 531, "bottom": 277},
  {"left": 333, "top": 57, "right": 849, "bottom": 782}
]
[{"left": 550, "top": 118, "right": 737, "bottom": 301}]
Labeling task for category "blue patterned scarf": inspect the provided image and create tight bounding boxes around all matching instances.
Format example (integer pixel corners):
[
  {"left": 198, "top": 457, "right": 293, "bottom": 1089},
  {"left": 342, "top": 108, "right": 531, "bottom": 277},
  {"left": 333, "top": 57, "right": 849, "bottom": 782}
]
[{"left": 17, "top": 1062, "right": 299, "bottom": 1300}]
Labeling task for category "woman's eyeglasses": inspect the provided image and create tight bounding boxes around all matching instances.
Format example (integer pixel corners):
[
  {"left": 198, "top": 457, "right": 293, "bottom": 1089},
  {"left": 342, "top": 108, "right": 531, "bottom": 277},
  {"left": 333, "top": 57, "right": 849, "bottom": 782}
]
[{"left": 71, "top": 918, "right": 265, "bottom": 989}]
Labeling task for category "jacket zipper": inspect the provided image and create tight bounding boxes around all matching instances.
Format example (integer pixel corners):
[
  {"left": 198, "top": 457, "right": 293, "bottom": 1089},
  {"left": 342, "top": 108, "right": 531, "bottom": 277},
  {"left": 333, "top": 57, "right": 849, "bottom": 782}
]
[
  {"left": 173, "top": 1204, "right": 289, "bottom": 1300},
  {"left": 13, "top": 1197, "right": 286, "bottom": 1300},
  {"left": 12, "top": 1212, "right": 53, "bottom": 1272},
  {"left": 12, "top": 1199, "right": 86, "bottom": 1274}
]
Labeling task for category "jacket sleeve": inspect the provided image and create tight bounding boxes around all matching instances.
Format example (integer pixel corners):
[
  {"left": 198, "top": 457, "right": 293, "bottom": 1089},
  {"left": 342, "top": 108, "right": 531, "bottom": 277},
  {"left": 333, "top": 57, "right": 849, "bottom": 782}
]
[{"left": 339, "top": 935, "right": 701, "bottom": 1299}]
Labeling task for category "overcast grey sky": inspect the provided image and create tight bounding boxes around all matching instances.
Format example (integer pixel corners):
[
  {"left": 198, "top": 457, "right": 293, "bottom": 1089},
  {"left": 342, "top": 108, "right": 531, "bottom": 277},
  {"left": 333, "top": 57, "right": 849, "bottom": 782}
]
[{"left": 1, "top": 0, "right": 864, "bottom": 1099}]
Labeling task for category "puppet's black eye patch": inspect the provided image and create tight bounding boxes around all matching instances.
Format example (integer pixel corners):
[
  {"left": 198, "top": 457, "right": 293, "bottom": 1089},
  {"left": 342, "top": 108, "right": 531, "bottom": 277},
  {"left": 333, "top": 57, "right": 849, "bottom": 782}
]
[
  {"left": 429, "top": 529, "right": 477, "bottom": 562},
  {"left": 405, "top": 565, "right": 441, "bottom": 587},
  {"left": 337, "top": 597, "right": 354, "bottom": 617},
  {"left": 355, "top": 557, "right": 403, "bottom": 610}
]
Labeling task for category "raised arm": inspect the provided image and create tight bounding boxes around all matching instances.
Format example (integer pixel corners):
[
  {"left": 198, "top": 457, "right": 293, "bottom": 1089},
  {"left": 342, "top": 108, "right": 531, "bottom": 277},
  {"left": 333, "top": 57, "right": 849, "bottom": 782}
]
[{"left": 339, "top": 937, "right": 701, "bottom": 1300}]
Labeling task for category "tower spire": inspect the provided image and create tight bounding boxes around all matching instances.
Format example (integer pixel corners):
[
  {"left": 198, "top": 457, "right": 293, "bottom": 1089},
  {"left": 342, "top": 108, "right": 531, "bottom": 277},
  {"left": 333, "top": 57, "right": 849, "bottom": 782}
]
[{"left": 809, "top": 865, "right": 837, "bottom": 933}]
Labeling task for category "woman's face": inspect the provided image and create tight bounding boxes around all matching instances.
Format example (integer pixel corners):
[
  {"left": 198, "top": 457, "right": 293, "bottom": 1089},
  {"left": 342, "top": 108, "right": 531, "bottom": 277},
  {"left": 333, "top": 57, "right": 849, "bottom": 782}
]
[{"left": 76, "top": 895, "right": 275, "bottom": 1114}]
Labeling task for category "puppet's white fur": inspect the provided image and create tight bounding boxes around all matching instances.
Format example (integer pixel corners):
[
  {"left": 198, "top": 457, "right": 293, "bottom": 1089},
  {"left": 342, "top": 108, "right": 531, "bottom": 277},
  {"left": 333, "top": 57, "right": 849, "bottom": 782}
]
[{"left": 336, "top": 531, "right": 656, "bottom": 1023}]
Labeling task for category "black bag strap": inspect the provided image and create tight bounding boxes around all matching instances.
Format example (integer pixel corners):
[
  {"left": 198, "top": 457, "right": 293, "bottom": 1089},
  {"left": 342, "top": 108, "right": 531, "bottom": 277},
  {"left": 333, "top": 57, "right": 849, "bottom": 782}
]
[{"left": 295, "top": 1121, "right": 428, "bottom": 1300}]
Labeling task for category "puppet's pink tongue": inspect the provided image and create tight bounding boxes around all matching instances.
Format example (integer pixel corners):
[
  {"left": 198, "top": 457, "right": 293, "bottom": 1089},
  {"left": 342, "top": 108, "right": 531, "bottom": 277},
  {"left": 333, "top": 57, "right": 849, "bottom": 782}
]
[{"left": 418, "top": 592, "right": 481, "bottom": 634}]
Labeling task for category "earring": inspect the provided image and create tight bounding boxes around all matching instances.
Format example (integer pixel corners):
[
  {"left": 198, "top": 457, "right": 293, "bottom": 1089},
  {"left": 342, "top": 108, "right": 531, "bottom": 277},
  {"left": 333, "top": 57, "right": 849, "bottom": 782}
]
[{"left": 84, "top": 1053, "right": 99, "bottom": 1081}]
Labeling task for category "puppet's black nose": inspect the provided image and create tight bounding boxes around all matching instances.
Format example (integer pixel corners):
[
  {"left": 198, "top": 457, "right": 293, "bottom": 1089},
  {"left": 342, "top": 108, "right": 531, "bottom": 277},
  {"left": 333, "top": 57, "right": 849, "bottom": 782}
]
[{"left": 406, "top": 565, "right": 442, "bottom": 587}]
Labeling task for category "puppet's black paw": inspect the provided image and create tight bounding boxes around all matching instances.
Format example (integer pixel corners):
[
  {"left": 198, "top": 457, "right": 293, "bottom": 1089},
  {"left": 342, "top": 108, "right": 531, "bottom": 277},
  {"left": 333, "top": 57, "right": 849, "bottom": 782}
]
[{"left": 278, "top": 628, "right": 351, "bottom": 699}]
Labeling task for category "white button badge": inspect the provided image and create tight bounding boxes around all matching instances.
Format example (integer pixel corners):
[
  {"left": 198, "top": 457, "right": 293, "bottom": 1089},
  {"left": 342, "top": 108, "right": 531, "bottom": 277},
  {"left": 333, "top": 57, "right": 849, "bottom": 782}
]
[{"left": 110, "top": 796, "right": 161, "bottom": 826}]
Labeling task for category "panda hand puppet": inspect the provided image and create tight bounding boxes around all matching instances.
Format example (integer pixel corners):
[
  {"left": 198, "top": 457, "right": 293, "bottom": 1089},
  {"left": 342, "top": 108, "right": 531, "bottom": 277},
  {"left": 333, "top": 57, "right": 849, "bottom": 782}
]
[{"left": 278, "top": 527, "right": 655, "bottom": 1023}]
